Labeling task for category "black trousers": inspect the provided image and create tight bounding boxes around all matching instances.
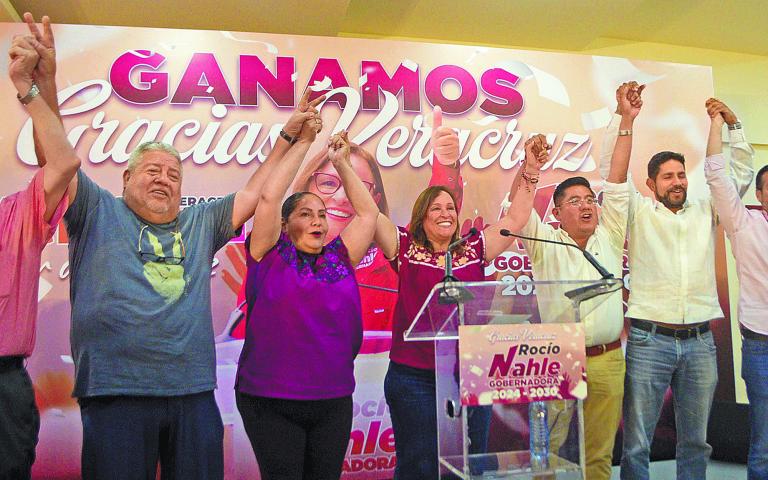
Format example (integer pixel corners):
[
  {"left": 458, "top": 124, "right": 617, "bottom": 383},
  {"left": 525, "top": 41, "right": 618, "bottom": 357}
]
[
  {"left": 79, "top": 392, "right": 224, "bottom": 480},
  {"left": 0, "top": 356, "right": 39, "bottom": 480},
  {"left": 236, "top": 392, "right": 353, "bottom": 480}
]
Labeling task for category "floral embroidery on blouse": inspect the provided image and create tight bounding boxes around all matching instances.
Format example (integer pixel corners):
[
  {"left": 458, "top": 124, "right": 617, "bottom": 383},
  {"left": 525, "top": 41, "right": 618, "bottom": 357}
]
[
  {"left": 277, "top": 233, "right": 354, "bottom": 283},
  {"left": 403, "top": 239, "right": 478, "bottom": 268}
]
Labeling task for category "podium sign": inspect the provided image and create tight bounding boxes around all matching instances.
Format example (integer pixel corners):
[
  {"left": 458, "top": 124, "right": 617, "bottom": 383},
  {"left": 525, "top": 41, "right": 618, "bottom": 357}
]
[
  {"left": 406, "top": 279, "right": 622, "bottom": 479},
  {"left": 458, "top": 323, "right": 587, "bottom": 406}
]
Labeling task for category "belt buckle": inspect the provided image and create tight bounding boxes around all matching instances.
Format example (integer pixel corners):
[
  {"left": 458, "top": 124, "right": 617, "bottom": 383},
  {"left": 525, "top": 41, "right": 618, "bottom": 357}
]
[
  {"left": 676, "top": 327, "right": 696, "bottom": 340},
  {"left": 598, "top": 344, "right": 606, "bottom": 355}
]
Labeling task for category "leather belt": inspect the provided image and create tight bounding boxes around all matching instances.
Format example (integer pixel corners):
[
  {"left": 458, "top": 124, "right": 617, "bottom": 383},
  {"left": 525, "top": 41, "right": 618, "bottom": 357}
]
[
  {"left": 586, "top": 339, "right": 622, "bottom": 357},
  {"left": 741, "top": 326, "right": 768, "bottom": 342},
  {"left": 631, "top": 319, "right": 709, "bottom": 340}
]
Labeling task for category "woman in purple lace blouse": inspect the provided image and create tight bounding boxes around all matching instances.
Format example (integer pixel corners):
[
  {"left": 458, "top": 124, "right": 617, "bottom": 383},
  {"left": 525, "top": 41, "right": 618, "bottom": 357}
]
[
  {"left": 373, "top": 135, "right": 547, "bottom": 479},
  {"left": 235, "top": 106, "right": 379, "bottom": 479}
]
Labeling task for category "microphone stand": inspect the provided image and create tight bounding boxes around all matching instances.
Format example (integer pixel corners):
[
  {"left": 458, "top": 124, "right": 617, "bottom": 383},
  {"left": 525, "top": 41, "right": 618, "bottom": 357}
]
[
  {"left": 498, "top": 229, "right": 624, "bottom": 302},
  {"left": 438, "top": 228, "right": 478, "bottom": 305}
]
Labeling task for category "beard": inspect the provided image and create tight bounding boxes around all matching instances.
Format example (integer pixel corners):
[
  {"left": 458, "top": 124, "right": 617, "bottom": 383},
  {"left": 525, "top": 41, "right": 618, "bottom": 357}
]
[{"left": 658, "top": 186, "right": 687, "bottom": 210}]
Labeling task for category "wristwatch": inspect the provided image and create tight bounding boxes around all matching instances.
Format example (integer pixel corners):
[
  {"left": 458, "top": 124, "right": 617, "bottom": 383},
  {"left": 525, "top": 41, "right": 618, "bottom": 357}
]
[
  {"left": 728, "top": 121, "right": 742, "bottom": 131},
  {"left": 17, "top": 83, "right": 40, "bottom": 105}
]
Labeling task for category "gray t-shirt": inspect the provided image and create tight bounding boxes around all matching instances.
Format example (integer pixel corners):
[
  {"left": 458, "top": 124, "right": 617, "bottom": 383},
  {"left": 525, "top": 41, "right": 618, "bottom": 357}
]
[{"left": 64, "top": 170, "right": 238, "bottom": 397}]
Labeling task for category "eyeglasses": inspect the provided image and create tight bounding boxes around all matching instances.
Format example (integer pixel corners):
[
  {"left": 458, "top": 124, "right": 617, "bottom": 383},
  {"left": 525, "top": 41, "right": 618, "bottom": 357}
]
[
  {"left": 137, "top": 221, "right": 186, "bottom": 265},
  {"left": 312, "top": 172, "right": 375, "bottom": 195},
  {"left": 557, "top": 196, "right": 597, "bottom": 208}
]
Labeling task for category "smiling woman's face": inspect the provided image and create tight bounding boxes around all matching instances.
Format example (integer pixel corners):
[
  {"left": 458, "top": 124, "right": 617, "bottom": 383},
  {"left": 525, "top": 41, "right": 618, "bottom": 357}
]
[
  {"left": 422, "top": 191, "right": 458, "bottom": 249},
  {"left": 283, "top": 194, "right": 328, "bottom": 254},
  {"left": 307, "top": 153, "right": 376, "bottom": 240}
]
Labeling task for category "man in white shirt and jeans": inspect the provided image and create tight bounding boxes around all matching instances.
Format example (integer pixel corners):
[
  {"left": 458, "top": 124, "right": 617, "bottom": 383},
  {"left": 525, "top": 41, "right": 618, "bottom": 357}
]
[
  {"left": 704, "top": 100, "right": 768, "bottom": 480},
  {"left": 609, "top": 97, "right": 754, "bottom": 480}
]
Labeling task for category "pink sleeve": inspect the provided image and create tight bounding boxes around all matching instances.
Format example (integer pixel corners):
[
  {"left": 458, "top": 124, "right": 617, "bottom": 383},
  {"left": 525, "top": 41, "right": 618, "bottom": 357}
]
[
  {"left": 429, "top": 155, "right": 464, "bottom": 212},
  {"left": 15, "top": 170, "right": 69, "bottom": 247}
]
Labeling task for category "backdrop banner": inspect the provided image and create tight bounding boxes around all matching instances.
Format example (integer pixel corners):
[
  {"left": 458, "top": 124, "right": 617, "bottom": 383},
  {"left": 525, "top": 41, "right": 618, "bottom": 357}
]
[{"left": 0, "top": 21, "right": 730, "bottom": 479}]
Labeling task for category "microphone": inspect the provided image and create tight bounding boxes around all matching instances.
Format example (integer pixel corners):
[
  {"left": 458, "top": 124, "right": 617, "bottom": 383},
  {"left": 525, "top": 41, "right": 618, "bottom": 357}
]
[
  {"left": 498, "top": 229, "right": 622, "bottom": 303},
  {"left": 438, "top": 227, "right": 479, "bottom": 305},
  {"left": 498, "top": 229, "right": 613, "bottom": 279},
  {"left": 444, "top": 227, "right": 479, "bottom": 282}
]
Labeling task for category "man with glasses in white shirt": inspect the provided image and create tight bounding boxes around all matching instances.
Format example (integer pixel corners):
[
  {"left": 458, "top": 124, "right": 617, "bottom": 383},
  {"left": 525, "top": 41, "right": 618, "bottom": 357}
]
[
  {"left": 608, "top": 95, "right": 755, "bottom": 480},
  {"left": 504, "top": 82, "right": 641, "bottom": 480},
  {"left": 705, "top": 100, "right": 767, "bottom": 480}
]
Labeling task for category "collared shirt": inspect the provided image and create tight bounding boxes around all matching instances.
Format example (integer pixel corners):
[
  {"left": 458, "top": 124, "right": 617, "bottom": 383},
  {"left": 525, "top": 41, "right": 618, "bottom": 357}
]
[
  {"left": 0, "top": 170, "right": 68, "bottom": 357},
  {"left": 601, "top": 114, "right": 754, "bottom": 324},
  {"left": 705, "top": 153, "right": 768, "bottom": 334},
  {"left": 522, "top": 182, "right": 629, "bottom": 347}
]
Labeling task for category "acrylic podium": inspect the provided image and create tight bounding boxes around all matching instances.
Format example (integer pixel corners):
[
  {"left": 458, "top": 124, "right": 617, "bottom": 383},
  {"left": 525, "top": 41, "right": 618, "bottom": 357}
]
[{"left": 404, "top": 278, "right": 623, "bottom": 479}]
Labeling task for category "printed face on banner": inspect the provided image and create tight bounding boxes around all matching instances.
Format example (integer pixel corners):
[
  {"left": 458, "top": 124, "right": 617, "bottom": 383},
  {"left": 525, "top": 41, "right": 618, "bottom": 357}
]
[
  {"left": 305, "top": 153, "right": 379, "bottom": 240},
  {"left": 459, "top": 324, "right": 587, "bottom": 406}
]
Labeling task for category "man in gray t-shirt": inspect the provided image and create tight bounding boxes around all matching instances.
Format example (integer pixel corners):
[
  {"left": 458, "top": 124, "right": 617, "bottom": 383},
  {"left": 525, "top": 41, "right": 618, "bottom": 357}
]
[
  {"left": 63, "top": 140, "right": 256, "bottom": 479},
  {"left": 65, "top": 168, "right": 236, "bottom": 398},
  {"left": 65, "top": 155, "right": 235, "bottom": 477}
]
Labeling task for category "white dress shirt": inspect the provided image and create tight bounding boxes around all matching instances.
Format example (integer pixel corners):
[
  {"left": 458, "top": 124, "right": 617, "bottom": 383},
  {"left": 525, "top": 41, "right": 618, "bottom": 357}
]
[
  {"left": 522, "top": 182, "right": 629, "bottom": 346},
  {"left": 705, "top": 153, "right": 768, "bottom": 334},
  {"left": 601, "top": 114, "right": 754, "bottom": 324}
]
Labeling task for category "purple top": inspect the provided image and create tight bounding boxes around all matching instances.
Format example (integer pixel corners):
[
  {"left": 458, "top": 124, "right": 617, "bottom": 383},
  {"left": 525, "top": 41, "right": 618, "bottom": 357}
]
[
  {"left": 390, "top": 226, "right": 486, "bottom": 370},
  {"left": 236, "top": 232, "right": 362, "bottom": 399}
]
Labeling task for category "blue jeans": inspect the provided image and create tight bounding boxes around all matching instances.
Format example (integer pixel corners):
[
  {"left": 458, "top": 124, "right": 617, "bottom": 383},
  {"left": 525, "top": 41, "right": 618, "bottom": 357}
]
[
  {"left": 742, "top": 337, "right": 768, "bottom": 480},
  {"left": 620, "top": 325, "right": 717, "bottom": 480},
  {"left": 384, "top": 361, "right": 491, "bottom": 480}
]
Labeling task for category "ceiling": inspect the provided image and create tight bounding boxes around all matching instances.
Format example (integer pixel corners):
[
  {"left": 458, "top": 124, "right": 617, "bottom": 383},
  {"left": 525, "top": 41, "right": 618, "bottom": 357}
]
[{"left": 2, "top": 0, "right": 768, "bottom": 57}]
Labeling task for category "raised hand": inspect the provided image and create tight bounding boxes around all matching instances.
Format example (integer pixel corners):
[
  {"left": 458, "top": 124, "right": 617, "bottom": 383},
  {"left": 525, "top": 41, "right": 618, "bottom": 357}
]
[
  {"left": 524, "top": 134, "right": 551, "bottom": 171},
  {"left": 616, "top": 81, "right": 645, "bottom": 119},
  {"left": 284, "top": 89, "right": 326, "bottom": 139},
  {"left": 23, "top": 12, "right": 55, "bottom": 83},
  {"left": 431, "top": 106, "right": 460, "bottom": 166},
  {"left": 705, "top": 98, "right": 737, "bottom": 126},
  {"left": 327, "top": 130, "right": 351, "bottom": 169},
  {"left": 8, "top": 35, "right": 41, "bottom": 95},
  {"left": 296, "top": 108, "right": 322, "bottom": 144}
]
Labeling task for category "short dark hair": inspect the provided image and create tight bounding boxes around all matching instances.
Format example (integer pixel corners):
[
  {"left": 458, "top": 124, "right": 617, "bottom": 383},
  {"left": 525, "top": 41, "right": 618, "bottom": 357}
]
[
  {"left": 647, "top": 151, "right": 685, "bottom": 180},
  {"left": 281, "top": 192, "right": 322, "bottom": 220},
  {"left": 757, "top": 165, "right": 768, "bottom": 191},
  {"left": 553, "top": 176, "right": 595, "bottom": 206}
]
